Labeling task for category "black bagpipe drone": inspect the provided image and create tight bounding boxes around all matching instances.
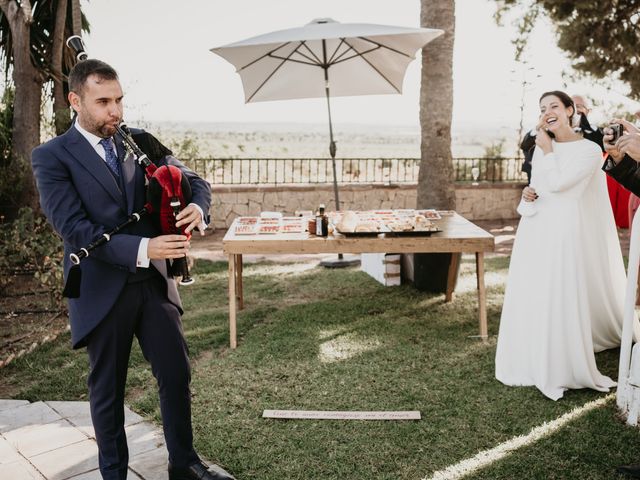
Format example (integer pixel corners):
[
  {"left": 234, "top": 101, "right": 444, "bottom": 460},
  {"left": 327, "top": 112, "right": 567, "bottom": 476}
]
[{"left": 63, "top": 36, "right": 195, "bottom": 298}]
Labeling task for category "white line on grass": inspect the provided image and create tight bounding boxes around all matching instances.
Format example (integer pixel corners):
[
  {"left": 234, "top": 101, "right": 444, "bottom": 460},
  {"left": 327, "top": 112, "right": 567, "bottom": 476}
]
[{"left": 423, "top": 394, "right": 613, "bottom": 480}]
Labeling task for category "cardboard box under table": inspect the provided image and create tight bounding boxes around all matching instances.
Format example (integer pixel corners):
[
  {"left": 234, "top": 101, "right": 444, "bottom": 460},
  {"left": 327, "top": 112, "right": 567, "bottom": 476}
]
[
  {"left": 361, "top": 253, "right": 401, "bottom": 286},
  {"left": 222, "top": 211, "right": 495, "bottom": 348}
]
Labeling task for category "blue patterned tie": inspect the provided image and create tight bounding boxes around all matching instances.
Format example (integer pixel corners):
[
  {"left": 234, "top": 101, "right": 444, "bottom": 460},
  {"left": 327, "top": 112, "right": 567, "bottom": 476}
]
[{"left": 99, "top": 138, "right": 120, "bottom": 178}]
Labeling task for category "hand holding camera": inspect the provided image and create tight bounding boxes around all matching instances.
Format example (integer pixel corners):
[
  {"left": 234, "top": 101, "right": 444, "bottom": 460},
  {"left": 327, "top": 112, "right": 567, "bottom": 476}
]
[
  {"left": 608, "top": 123, "right": 624, "bottom": 143},
  {"left": 604, "top": 119, "right": 640, "bottom": 163}
]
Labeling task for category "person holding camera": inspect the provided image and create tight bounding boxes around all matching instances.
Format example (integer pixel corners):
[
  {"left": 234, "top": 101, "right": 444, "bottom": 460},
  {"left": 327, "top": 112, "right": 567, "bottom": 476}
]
[
  {"left": 603, "top": 121, "right": 640, "bottom": 479},
  {"left": 625, "top": 112, "right": 640, "bottom": 231},
  {"left": 603, "top": 119, "right": 640, "bottom": 184},
  {"left": 495, "top": 91, "right": 633, "bottom": 400}
]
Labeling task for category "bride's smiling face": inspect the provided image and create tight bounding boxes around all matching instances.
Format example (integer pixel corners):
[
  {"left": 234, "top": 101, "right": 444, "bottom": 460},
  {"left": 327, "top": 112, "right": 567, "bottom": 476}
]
[{"left": 539, "top": 95, "right": 574, "bottom": 134}]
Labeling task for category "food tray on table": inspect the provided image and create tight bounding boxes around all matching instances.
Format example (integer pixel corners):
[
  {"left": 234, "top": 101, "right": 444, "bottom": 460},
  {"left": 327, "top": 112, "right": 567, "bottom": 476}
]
[
  {"left": 334, "top": 229, "right": 383, "bottom": 237},
  {"left": 334, "top": 224, "right": 390, "bottom": 237},
  {"left": 234, "top": 214, "right": 307, "bottom": 235},
  {"left": 384, "top": 228, "right": 441, "bottom": 237}
]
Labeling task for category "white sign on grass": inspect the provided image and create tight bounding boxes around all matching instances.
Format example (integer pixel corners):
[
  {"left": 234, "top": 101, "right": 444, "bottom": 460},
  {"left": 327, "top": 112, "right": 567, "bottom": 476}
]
[{"left": 262, "top": 410, "right": 421, "bottom": 420}]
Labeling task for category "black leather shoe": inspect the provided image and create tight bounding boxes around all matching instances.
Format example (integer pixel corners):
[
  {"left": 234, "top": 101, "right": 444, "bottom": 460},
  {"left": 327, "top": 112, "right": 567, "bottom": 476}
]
[
  {"left": 617, "top": 464, "right": 640, "bottom": 478},
  {"left": 168, "top": 461, "right": 235, "bottom": 480}
]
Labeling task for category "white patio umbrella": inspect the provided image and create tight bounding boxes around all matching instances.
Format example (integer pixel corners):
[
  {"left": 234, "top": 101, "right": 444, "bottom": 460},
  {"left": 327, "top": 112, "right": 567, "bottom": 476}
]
[{"left": 211, "top": 18, "right": 443, "bottom": 212}]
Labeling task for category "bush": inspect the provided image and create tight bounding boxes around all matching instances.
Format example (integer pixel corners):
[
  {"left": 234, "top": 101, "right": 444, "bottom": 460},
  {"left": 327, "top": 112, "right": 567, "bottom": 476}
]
[
  {"left": 0, "top": 207, "right": 64, "bottom": 307},
  {"left": 0, "top": 86, "right": 27, "bottom": 220}
]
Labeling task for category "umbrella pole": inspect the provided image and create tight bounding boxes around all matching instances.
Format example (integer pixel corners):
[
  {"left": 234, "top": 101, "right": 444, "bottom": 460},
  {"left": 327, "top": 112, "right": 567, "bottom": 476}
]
[
  {"left": 323, "top": 71, "right": 340, "bottom": 212},
  {"left": 319, "top": 44, "right": 358, "bottom": 268},
  {"left": 324, "top": 80, "right": 348, "bottom": 264}
]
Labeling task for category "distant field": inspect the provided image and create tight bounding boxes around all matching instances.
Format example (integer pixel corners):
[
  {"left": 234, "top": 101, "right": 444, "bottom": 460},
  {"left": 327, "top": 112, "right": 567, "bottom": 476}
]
[{"left": 141, "top": 121, "right": 522, "bottom": 160}]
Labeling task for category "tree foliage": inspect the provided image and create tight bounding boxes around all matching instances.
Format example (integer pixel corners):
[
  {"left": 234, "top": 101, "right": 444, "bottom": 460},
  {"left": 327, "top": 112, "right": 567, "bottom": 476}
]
[
  {"left": 0, "top": 0, "right": 88, "bottom": 214},
  {"left": 0, "top": 0, "right": 87, "bottom": 85},
  {"left": 495, "top": 0, "right": 640, "bottom": 99}
]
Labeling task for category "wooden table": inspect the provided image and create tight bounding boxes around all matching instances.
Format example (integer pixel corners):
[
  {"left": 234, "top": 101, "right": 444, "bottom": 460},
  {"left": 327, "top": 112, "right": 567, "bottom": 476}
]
[{"left": 222, "top": 212, "right": 495, "bottom": 348}]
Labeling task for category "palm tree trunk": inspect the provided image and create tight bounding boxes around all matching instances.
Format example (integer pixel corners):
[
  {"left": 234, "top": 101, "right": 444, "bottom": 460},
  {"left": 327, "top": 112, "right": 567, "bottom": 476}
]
[
  {"left": 52, "top": 0, "right": 71, "bottom": 135},
  {"left": 414, "top": 0, "right": 456, "bottom": 293},
  {"left": 70, "top": 0, "right": 81, "bottom": 34},
  {"left": 0, "top": 0, "right": 42, "bottom": 211},
  {"left": 417, "top": 0, "right": 455, "bottom": 210}
]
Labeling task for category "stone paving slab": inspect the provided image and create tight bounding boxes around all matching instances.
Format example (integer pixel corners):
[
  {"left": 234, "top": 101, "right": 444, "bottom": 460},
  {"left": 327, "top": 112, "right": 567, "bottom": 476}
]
[
  {"left": 0, "top": 434, "right": 23, "bottom": 464},
  {"left": 129, "top": 447, "right": 170, "bottom": 479},
  {"left": 0, "top": 399, "right": 30, "bottom": 411},
  {"left": 28, "top": 439, "right": 98, "bottom": 480},
  {"left": 0, "top": 402, "right": 61, "bottom": 434},
  {"left": 3, "top": 418, "right": 89, "bottom": 458},
  {"left": 67, "top": 468, "right": 142, "bottom": 479},
  {"left": 2, "top": 456, "right": 46, "bottom": 479},
  {"left": 0, "top": 400, "right": 232, "bottom": 480},
  {"left": 125, "top": 421, "right": 165, "bottom": 458}
]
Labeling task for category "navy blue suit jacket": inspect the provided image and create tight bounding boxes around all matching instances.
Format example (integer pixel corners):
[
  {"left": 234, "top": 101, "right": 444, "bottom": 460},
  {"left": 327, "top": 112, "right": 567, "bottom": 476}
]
[{"left": 32, "top": 126, "right": 211, "bottom": 348}]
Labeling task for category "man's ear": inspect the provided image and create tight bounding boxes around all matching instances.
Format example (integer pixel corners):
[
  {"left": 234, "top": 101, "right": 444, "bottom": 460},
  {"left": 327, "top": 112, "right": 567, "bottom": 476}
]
[{"left": 68, "top": 91, "right": 81, "bottom": 113}]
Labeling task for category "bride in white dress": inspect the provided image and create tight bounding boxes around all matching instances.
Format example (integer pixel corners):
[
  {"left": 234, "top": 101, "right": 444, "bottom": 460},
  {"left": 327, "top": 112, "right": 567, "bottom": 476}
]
[{"left": 495, "top": 90, "right": 639, "bottom": 400}]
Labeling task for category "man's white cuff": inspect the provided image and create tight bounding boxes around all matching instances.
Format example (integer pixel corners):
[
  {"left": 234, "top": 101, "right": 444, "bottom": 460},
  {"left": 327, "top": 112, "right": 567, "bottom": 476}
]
[
  {"left": 136, "top": 238, "right": 150, "bottom": 268},
  {"left": 189, "top": 203, "right": 208, "bottom": 232}
]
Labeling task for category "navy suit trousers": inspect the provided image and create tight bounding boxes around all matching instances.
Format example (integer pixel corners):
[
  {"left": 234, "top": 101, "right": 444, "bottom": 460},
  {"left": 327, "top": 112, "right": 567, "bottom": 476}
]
[{"left": 86, "top": 275, "right": 198, "bottom": 479}]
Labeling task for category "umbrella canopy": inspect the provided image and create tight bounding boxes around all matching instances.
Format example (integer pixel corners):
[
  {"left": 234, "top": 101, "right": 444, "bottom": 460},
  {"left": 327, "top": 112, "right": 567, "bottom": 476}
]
[
  {"left": 211, "top": 18, "right": 443, "bottom": 103},
  {"left": 211, "top": 17, "right": 443, "bottom": 224}
]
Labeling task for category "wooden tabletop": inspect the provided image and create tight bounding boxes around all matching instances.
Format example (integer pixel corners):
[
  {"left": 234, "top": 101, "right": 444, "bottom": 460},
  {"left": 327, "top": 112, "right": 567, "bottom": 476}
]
[{"left": 223, "top": 212, "right": 495, "bottom": 255}]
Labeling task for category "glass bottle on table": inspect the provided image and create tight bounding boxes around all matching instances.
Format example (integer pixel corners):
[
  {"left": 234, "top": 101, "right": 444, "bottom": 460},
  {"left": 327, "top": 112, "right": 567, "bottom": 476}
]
[{"left": 316, "top": 204, "right": 328, "bottom": 237}]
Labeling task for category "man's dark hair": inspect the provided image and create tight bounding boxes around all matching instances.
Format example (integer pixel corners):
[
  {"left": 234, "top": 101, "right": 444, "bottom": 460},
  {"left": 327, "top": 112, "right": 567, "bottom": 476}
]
[
  {"left": 68, "top": 59, "right": 118, "bottom": 96},
  {"left": 539, "top": 90, "right": 575, "bottom": 117}
]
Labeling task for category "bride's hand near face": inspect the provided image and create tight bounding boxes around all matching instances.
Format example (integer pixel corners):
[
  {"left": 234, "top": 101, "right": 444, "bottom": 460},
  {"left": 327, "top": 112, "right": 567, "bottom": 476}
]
[
  {"left": 522, "top": 186, "right": 538, "bottom": 202},
  {"left": 535, "top": 117, "right": 553, "bottom": 154}
]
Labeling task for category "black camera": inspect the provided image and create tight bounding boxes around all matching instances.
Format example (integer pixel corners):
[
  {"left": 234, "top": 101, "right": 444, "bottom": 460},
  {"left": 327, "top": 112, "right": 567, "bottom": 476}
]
[{"left": 609, "top": 123, "right": 624, "bottom": 143}]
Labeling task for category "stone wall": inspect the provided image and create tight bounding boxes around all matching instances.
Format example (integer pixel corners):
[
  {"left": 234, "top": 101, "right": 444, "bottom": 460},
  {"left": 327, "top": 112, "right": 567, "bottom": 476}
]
[{"left": 210, "top": 183, "right": 525, "bottom": 229}]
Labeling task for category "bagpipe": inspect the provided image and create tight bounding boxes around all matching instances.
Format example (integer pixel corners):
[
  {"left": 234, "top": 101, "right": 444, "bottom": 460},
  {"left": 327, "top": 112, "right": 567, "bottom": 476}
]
[{"left": 62, "top": 36, "right": 196, "bottom": 298}]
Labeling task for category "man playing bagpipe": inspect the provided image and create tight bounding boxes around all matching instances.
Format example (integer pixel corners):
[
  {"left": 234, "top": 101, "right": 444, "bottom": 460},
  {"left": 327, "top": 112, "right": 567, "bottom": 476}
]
[{"left": 31, "top": 59, "right": 234, "bottom": 480}]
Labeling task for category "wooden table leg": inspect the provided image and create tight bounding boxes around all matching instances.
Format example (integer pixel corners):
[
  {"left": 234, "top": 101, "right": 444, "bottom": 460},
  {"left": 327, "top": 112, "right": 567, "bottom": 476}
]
[
  {"left": 476, "top": 251, "right": 488, "bottom": 340},
  {"left": 228, "top": 254, "right": 237, "bottom": 349},
  {"left": 235, "top": 254, "right": 244, "bottom": 310},
  {"left": 445, "top": 253, "right": 462, "bottom": 302}
]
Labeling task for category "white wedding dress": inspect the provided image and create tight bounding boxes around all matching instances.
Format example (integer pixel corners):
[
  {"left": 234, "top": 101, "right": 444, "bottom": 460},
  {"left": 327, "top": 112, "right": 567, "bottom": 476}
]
[{"left": 495, "top": 139, "right": 639, "bottom": 400}]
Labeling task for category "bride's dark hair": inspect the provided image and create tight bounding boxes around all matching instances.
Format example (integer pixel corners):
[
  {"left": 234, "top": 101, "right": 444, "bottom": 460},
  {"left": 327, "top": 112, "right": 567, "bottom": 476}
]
[{"left": 539, "top": 90, "right": 575, "bottom": 118}]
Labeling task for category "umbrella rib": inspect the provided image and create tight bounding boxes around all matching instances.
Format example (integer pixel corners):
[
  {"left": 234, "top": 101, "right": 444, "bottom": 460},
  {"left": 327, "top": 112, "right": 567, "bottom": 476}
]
[
  {"left": 299, "top": 40, "right": 323, "bottom": 65},
  {"left": 331, "top": 45, "right": 381, "bottom": 64},
  {"left": 268, "top": 55, "right": 320, "bottom": 67},
  {"left": 327, "top": 38, "right": 347, "bottom": 64},
  {"left": 267, "top": 41, "right": 322, "bottom": 67},
  {"left": 356, "top": 36, "right": 413, "bottom": 59},
  {"left": 246, "top": 43, "right": 317, "bottom": 102},
  {"left": 238, "top": 41, "right": 295, "bottom": 71},
  {"left": 341, "top": 39, "right": 401, "bottom": 93},
  {"left": 326, "top": 37, "right": 414, "bottom": 66}
]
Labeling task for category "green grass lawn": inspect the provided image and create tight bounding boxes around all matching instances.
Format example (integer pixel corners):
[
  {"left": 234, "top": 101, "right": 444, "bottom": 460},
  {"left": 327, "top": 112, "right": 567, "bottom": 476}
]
[{"left": 2, "top": 255, "right": 639, "bottom": 479}]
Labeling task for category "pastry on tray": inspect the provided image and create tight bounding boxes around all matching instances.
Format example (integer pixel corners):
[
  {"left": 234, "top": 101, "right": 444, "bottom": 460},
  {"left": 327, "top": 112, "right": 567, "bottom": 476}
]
[
  {"left": 336, "top": 211, "right": 359, "bottom": 233},
  {"left": 235, "top": 224, "right": 257, "bottom": 235},
  {"left": 354, "top": 221, "right": 380, "bottom": 233},
  {"left": 414, "top": 214, "right": 437, "bottom": 231},
  {"left": 258, "top": 224, "right": 280, "bottom": 234}
]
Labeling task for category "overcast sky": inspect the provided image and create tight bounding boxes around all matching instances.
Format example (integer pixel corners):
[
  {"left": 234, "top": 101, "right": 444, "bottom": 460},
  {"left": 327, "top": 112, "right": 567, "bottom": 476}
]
[{"left": 80, "top": 0, "right": 637, "bottom": 129}]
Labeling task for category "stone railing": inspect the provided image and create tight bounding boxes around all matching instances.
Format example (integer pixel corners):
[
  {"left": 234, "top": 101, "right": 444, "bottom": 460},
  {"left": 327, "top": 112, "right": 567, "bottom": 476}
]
[{"left": 186, "top": 157, "right": 527, "bottom": 185}]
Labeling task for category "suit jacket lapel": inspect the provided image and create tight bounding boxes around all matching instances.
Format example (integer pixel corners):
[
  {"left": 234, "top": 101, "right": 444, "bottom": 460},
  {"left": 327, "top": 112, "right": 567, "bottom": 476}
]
[
  {"left": 116, "top": 135, "right": 137, "bottom": 214},
  {"left": 62, "top": 127, "right": 126, "bottom": 212}
]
